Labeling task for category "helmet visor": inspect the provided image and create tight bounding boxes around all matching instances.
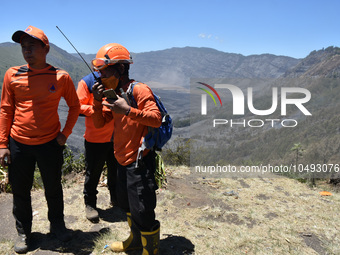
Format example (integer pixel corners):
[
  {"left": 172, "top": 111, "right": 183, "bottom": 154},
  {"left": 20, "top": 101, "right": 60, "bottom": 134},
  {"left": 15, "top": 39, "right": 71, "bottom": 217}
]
[
  {"left": 91, "top": 58, "right": 117, "bottom": 70},
  {"left": 91, "top": 58, "right": 133, "bottom": 71}
]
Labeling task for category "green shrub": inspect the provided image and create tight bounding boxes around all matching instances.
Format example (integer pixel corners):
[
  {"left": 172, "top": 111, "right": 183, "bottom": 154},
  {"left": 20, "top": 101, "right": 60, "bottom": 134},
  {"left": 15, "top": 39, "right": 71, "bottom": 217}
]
[
  {"left": 0, "top": 168, "right": 11, "bottom": 193},
  {"left": 161, "top": 138, "right": 190, "bottom": 166},
  {"left": 62, "top": 144, "right": 85, "bottom": 174}
]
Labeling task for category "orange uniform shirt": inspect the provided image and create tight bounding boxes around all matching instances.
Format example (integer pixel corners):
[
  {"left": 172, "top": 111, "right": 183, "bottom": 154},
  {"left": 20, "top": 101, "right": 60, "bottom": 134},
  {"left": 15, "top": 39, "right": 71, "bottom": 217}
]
[
  {"left": 0, "top": 64, "right": 80, "bottom": 148},
  {"left": 77, "top": 79, "right": 114, "bottom": 143},
  {"left": 92, "top": 82, "right": 162, "bottom": 166}
]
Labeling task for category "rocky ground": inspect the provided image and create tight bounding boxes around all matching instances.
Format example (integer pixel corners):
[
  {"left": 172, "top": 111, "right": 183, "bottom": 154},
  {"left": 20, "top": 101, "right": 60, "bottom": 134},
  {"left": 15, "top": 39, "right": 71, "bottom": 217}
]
[{"left": 0, "top": 166, "right": 339, "bottom": 255}]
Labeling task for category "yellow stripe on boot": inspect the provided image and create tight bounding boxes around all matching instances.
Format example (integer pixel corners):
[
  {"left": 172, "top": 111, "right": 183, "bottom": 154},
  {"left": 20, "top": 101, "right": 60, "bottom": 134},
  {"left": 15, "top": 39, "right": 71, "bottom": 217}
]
[
  {"left": 110, "top": 213, "right": 142, "bottom": 252},
  {"left": 141, "top": 221, "right": 160, "bottom": 255}
]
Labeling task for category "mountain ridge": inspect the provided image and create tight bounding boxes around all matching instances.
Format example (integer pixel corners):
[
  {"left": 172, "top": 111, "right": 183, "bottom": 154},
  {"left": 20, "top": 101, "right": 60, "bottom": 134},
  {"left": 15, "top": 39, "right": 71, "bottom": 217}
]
[
  {"left": 188, "top": 46, "right": 340, "bottom": 167},
  {"left": 284, "top": 46, "right": 340, "bottom": 78},
  {"left": 71, "top": 45, "right": 300, "bottom": 88},
  {"left": 1, "top": 42, "right": 340, "bottom": 162},
  {"left": 0, "top": 42, "right": 300, "bottom": 88}
]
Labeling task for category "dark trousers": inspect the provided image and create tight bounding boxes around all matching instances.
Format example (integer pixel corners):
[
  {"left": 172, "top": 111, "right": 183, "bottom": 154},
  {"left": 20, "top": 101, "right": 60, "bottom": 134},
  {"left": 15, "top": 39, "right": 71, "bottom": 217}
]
[
  {"left": 8, "top": 137, "right": 65, "bottom": 236},
  {"left": 83, "top": 140, "right": 117, "bottom": 207},
  {"left": 117, "top": 151, "right": 158, "bottom": 231}
]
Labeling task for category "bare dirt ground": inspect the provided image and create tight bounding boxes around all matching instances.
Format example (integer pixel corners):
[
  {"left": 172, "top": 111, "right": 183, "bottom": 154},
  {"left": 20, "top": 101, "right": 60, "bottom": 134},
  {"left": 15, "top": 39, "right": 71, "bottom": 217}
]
[{"left": 0, "top": 166, "right": 339, "bottom": 255}]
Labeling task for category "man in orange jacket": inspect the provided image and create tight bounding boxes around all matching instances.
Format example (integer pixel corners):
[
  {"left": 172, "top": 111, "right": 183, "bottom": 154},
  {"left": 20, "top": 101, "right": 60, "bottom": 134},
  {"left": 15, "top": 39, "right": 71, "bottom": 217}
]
[
  {"left": 91, "top": 43, "right": 162, "bottom": 255},
  {"left": 77, "top": 72, "right": 117, "bottom": 223},
  {"left": 0, "top": 26, "right": 80, "bottom": 253}
]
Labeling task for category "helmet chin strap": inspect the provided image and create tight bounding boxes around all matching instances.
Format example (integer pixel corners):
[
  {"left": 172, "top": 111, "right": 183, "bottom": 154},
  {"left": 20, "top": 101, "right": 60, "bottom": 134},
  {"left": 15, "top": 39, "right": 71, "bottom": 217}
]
[
  {"left": 115, "top": 73, "right": 124, "bottom": 92},
  {"left": 115, "top": 64, "right": 126, "bottom": 92}
]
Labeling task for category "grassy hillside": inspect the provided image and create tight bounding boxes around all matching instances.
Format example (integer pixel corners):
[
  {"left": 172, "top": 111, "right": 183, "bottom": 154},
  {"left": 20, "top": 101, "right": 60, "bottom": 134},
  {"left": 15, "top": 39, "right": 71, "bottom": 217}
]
[{"left": 0, "top": 43, "right": 25, "bottom": 83}]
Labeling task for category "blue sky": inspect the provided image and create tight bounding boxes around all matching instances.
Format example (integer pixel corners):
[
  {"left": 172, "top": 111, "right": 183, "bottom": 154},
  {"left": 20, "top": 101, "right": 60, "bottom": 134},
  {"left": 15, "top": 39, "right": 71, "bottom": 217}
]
[{"left": 1, "top": 0, "right": 339, "bottom": 58}]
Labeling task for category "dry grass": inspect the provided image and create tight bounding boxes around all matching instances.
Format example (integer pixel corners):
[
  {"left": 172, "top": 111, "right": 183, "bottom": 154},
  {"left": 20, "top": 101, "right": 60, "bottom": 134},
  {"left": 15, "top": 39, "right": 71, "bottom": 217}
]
[{"left": 0, "top": 166, "right": 339, "bottom": 254}]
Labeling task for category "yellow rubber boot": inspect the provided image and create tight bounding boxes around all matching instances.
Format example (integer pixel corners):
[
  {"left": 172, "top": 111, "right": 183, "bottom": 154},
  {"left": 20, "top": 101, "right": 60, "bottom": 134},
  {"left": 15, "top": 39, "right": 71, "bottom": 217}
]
[
  {"left": 141, "top": 221, "right": 160, "bottom": 255},
  {"left": 110, "top": 213, "right": 142, "bottom": 252}
]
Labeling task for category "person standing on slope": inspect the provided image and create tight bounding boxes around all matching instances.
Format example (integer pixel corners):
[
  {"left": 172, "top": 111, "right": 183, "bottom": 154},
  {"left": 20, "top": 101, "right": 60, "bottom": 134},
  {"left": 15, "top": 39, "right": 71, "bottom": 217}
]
[
  {"left": 0, "top": 25, "right": 80, "bottom": 254},
  {"left": 77, "top": 71, "right": 118, "bottom": 223},
  {"left": 91, "top": 43, "right": 162, "bottom": 255}
]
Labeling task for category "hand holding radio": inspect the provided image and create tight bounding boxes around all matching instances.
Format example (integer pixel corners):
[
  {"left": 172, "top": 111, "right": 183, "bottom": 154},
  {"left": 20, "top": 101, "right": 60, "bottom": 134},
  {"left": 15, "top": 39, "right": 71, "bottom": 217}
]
[
  {"left": 103, "top": 96, "right": 131, "bottom": 115},
  {"left": 92, "top": 82, "right": 105, "bottom": 101},
  {"left": 103, "top": 89, "right": 118, "bottom": 102}
]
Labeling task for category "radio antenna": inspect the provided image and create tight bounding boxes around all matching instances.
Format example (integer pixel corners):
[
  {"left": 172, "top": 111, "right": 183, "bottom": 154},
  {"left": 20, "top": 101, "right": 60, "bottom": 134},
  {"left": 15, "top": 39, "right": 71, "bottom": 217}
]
[{"left": 56, "top": 26, "right": 99, "bottom": 82}]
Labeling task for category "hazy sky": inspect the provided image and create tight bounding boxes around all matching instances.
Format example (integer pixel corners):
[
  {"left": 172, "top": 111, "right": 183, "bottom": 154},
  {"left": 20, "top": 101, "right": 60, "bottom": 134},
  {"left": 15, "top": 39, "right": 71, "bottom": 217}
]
[{"left": 1, "top": 0, "right": 339, "bottom": 58}]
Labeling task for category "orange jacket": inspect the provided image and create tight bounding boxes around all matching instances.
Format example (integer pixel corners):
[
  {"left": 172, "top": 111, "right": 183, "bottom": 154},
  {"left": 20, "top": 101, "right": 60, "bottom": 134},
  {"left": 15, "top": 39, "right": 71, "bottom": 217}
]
[
  {"left": 0, "top": 64, "right": 80, "bottom": 147},
  {"left": 92, "top": 82, "right": 162, "bottom": 166},
  {"left": 77, "top": 78, "right": 114, "bottom": 143}
]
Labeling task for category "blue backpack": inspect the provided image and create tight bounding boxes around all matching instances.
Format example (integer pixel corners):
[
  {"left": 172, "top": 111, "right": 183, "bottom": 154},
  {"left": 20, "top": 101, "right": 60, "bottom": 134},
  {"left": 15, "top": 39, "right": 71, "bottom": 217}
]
[{"left": 127, "top": 82, "right": 173, "bottom": 153}]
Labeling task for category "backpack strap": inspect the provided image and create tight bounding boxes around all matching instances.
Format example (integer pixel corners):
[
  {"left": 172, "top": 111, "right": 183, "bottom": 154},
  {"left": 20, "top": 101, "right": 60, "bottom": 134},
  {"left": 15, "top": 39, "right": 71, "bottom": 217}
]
[
  {"left": 127, "top": 81, "right": 154, "bottom": 167},
  {"left": 127, "top": 81, "right": 139, "bottom": 108}
]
